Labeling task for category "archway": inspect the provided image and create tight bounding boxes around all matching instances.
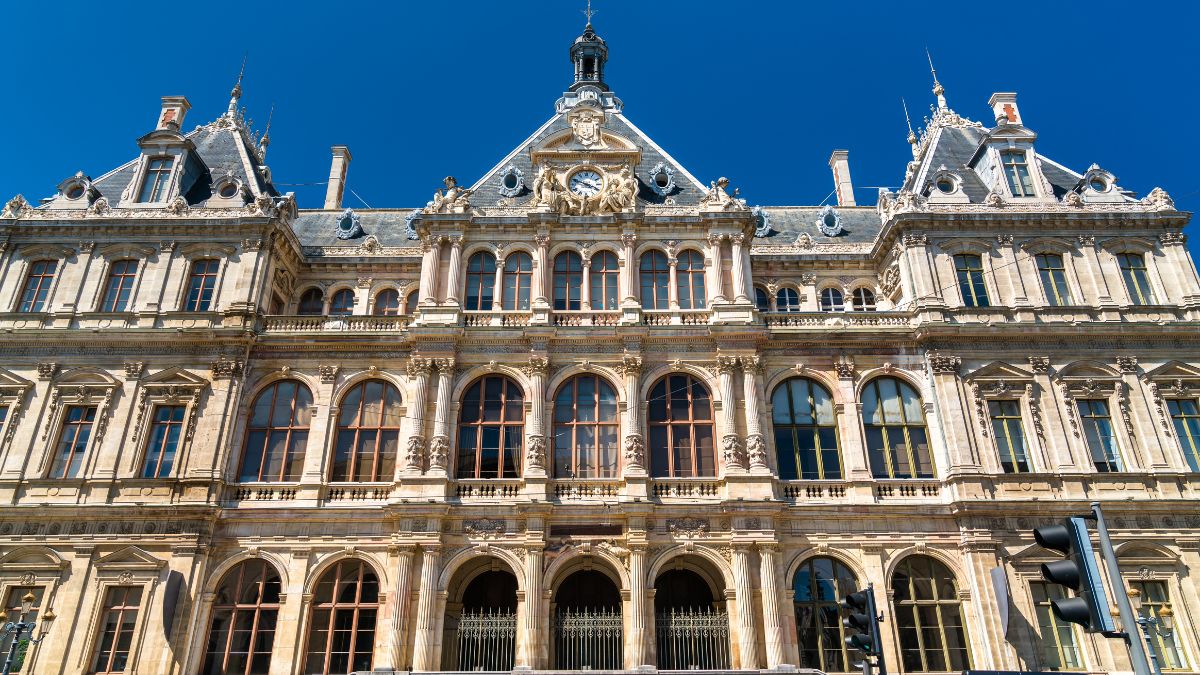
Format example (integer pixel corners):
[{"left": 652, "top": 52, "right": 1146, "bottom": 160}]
[
  {"left": 443, "top": 561, "right": 519, "bottom": 671},
  {"left": 653, "top": 559, "right": 730, "bottom": 670},
  {"left": 552, "top": 569, "right": 623, "bottom": 670}
]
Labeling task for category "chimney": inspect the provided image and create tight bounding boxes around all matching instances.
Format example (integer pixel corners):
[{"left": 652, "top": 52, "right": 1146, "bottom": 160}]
[
  {"left": 828, "top": 150, "right": 856, "bottom": 207},
  {"left": 157, "top": 96, "right": 191, "bottom": 131},
  {"left": 324, "top": 146, "right": 352, "bottom": 210},
  {"left": 988, "top": 92, "right": 1022, "bottom": 126}
]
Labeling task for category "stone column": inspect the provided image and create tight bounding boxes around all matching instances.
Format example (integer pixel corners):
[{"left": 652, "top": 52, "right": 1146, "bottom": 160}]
[
  {"left": 390, "top": 546, "right": 416, "bottom": 670},
  {"left": 523, "top": 356, "right": 550, "bottom": 477},
  {"left": 732, "top": 546, "right": 762, "bottom": 669},
  {"left": 580, "top": 249, "right": 593, "bottom": 311},
  {"left": 741, "top": 356, "right": 769, "bottom": 473},
  {"left": 444, "top": 235, "right": 464, "bottom": 305},
  {"left": 533, "top": 233, "right": 550, "bottom": 306},
  {"left": 404, "top": 357, "right": 432, "bottom": 475},
  {"left": 1160, "top": 232, "right": 1200, "bottom": 303},
  {"left": 620, "top": 233, "right": 638, "bottom": 304},
  {"left": 519, "top": 545, "right": 546, "bottom": 668},
  {"left": 759, "top": 544, "right": 788, "bottom": 669},
  {"left": 667, "top": 255, "right": 680, "bottom": 310},
  {"left": 412, "top": 545, "right": 442, "bottom": 671},
  {"left": 429, "top": 358, "right": 455, "bottom": 475},
  {"left": 627, "top": 545, "right": 649, "bottom": 668},
  {"left": 301, "top": 368, "right": 336, "bottom": 484},
  {"left": 1077, "top": 235, "right": 1114, "bottom": 304},
  {"left": 928, "top": 354, "right": 981, "bottom": 472},
  {"left": 718, "top": 355, "right": 747, "bottom": 473},
  {"left": 902, "top": 233, "right": 942, "bottom": 306},
  {"left": 419, "top": 234, "right": 442, "bottom": 305},
  {"left": 617, "top": 353, "right": 646, "bottom": 476},
  {"left": 730, "top": 233, "right": 750, "bottom": 303},
  {"left": 706, "top": 233, "right": 727, "bottom": 304},
  {"left": 835, "top": 363, "right": 872, "bottom": 479},
  {"left": 492, "top": 253, "right": 506, "bottom": 311},
  {"left": 997, "top": 235, "right": 1030, "bottom": 305}
]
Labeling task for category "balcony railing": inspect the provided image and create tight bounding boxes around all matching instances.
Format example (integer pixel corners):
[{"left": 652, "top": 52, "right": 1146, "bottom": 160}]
[
  {"left": 781, "top": 481, "right": 849, "bottom": 501},
  {"left": 261, "top": 314, "right": 412, "bottom": 333},
  {"left": 323, "top": 484, "right": 390, "bottom": 502},
  {"left": 873, "top": 480, "right": 941, "bottom": 501},
  {"left": 552, "top": 311, "right": 621, "bottom": 327},
  {"left": 652, "top": 477, "right": 723, "bottom": 499},
  {"left": 764, "top": 311, "right": 914, "bottom": 328},
  {"left": 552, "top": 479, "right": 621, "bottom": 500},
  {"left": 641, "top": 309, "right": 711, "bottom": 326},
  {"left": 455, "top": 479, "right": 523, "bottom": 500},
  {"left": 463, "top": 311, "right": 533, "bottom": 327},
  {"left": 228, "top": 484, "right": 299, "bottom": 502}
]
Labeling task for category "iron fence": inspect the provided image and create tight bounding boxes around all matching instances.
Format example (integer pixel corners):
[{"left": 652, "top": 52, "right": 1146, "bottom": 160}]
[
  {"left": 655, "top": 606, "right": 730, "bottom": 670},
  {"left": 553, "top": 606, "right": 624, "bottom": 670},
  {"left": 455, "top": 607, "right": 517, "bottom": 671}
]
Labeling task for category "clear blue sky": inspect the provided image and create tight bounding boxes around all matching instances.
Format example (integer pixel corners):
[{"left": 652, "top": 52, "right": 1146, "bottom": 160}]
[{"left": 3, "top": 1, "right": 1196, "bottom": 240}]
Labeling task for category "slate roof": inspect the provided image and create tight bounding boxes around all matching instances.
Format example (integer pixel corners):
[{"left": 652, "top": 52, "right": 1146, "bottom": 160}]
[
  {"left": 292, "top": 209, "right": 417, "bottom": 249},
  {"left": 757, "top": 207, "right": 883, "bottom": 245}
]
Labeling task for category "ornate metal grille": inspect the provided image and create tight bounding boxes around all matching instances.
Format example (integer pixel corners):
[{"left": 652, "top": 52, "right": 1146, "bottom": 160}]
[
  {"left": 554, "top": 607, "right": 623, "bottom": 670},
  {"left": 456, "top": 608, "right": 516, "bottom": 671},
  {"left": 655, "top": 607, "right": 730, "bottom": 670}
]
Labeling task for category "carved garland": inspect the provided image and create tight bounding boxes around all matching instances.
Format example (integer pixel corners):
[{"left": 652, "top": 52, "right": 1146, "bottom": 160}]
[{"left": 0, "top": 386, "right": 30, "bottom": 448}]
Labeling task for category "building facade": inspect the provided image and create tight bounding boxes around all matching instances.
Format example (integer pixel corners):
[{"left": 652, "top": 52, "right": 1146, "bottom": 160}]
[{"left": 0, "top": 20, "right": 1197, "bottom": 675}]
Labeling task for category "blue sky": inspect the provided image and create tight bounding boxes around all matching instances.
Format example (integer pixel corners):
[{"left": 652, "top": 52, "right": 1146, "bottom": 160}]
[{"left": 3, "top": 1, "right": 1196, "bottom": 240}]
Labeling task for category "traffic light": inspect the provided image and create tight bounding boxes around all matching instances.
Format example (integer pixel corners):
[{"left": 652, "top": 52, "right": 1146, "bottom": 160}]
[
  {"left": 1033, "top": 516, "right": 1117, "bottom": 633},
  {"left": 842, "top": 585, "right": 886, "bottom": 675}
]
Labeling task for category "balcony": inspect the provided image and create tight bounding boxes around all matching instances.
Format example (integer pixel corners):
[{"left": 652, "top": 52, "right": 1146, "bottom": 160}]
[
  {"left": 651, "top": 477, "right": 723, "bottom": 499},
  {"left": 260, "top": 314, "right": 412, "bottom": 334},
  {"left": 226, "top": 483, "right": 299, "bottom": 503},
  {"left": 323, "top": 483, "right": 391, "bottom": 503},
  {"left": 463, "top": 311, "right": 533, "bottom": 327},
  {"left": 455, "top": 479, "right": 523, "bottom": 500},
  {"left": 781, "top": 480, "right": 849, "bottom": 502},
  {"left": 552, "top": 310, "right": 621, "bottom": 327},
  {"left": 641, "top": 309, "right": 711, "bottom": 326},
  {"left": 764, "top": 311, "right": 914, "bottom": 329},
  {"left": 873, "top": 480, "right": 942, "bottom": 501},
  {"left": 551, "top": 478, "right": 622, "bottom": 500}
]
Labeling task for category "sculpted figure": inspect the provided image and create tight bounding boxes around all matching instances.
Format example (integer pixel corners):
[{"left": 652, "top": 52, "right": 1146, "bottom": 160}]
[
  {"left": 427, "top": 176, "right": 472, "bottom": 213},
  {"left": 702, "top": 177, "right": 736, "bottom": 208},
  {"left": 532, "top": 164, "right": 564, "bottom": 211},
  {"left": 598, "top": 166, "right": 637, "bottom": 213}
]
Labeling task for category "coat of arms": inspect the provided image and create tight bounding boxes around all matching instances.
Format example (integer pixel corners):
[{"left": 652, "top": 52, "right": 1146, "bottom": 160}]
[{"left": 569, "top": 106, "right": 605, "bottom": 148}]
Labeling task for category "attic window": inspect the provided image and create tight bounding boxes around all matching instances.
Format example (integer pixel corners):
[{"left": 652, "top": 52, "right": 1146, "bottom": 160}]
[
  {"left": 66, "top": 184, "right": 85, "bottom": 200},
  {"left": 647, "top": 162, "right": 676, "bottom": 196},
  {"left": 497, "top": 165, "right": 525, "bottom": 197},
  {"left": 936, "top": 177, "right": 955, "bottom": 194},
  {"left": 218, "top": 183, "right": 239, "bottom": 199},
  {"left": 1089, "top": 177, "right": 1108, "bottom": 192},
  {"left": 137, "top": 157, "right": 174, "bottom": 203},
  {"left": 654, "top": 171, "right": 670, "bottom": 189},
  {"left": 1000, "top": 150, "right": 1035, "bottom": 197},
  {"left": 503, "top": 173, "right": 519, "bottom": 190}
]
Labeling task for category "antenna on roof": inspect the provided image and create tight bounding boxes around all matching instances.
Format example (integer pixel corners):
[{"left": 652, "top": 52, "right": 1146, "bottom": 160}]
[
  {"left": 925, "top": 47, "right": 947, "bottom": 110},
  {"left": 259, "top": 103, "right": 274, "bottom": 159},
  {"left": 227, "top": 52, "right": 248, "bottom": 118}
]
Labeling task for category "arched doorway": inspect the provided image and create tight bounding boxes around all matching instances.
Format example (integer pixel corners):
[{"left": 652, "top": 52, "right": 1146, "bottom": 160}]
[
  {"left": 552, "top": 569, "right": 623, "bottom": 670},
  {"left": 654, "top": 561, "right": 730, "bottom": 670},
  {"left": 443, "top": 564, "right": 519, "bottom": 671}
]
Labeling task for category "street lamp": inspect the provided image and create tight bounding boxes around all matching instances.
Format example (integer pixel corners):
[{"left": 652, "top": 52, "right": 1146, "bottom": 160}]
[
  {"left": 1129, "top": 587, "right": 1174, "bottom": 675},
  {"left": 0, "top": 592, "right": 55, "bottom": 675}
]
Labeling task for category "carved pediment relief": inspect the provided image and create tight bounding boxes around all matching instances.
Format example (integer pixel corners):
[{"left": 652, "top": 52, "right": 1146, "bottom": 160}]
[
  {"left": 966, "top": 361, "right": 1034, "bottom": 395},
  {"left": 94, "top": 546, "right": 165, "bottom": 571},
  {"left": 141, "top": 366, "right": 209, "bottom": 388}
]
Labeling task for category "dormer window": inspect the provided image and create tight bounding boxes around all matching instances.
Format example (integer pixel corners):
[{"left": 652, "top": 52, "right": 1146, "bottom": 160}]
[
  {"left": 1000, "top": 150, "right": 1035, "bottom": 197},
  {"left": 138, "top": 157, "right": 174, "bottom": 203}
]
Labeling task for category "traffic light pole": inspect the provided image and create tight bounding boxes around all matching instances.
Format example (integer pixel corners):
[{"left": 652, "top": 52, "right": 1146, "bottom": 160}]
[
  {"left": 865, "top": 583, "right": 886, "bottom": 675},
  {"left": 1092, "top": 502, "right": 1153, "bottom": 675}
]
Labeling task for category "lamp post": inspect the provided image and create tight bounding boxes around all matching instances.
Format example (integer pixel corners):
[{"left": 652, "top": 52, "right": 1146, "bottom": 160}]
[
  {"left": 1126, "top": 588, "right": 1175, "bottom": 675},
  {"left": 0, "top": 591, "right": 55, "bottom": 675}
]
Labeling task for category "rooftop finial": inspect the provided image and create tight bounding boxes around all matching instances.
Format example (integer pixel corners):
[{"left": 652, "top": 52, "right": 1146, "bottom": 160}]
[
  {"left": 227, "top": 53, "right": 247, "bottom": 117},
  {"left": 582, "top": 0, "right": 596, "bottom": 27},
  {"left": 902, "top": 97, "right": 916, "bottom": 144},
  {"left": 259, "top": 103, "right": 274, "bottom": 158},
  {"left": 926, "top": 47, "right": 947, "bottom": 110}
]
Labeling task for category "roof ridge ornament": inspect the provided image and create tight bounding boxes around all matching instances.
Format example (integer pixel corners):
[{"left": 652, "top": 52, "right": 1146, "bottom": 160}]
[
  {"left": 227, "top": 53, "right": 247, "bottom": 119},
  {"left": 926, "top": 47, "right": 946, "bottom": 110}
]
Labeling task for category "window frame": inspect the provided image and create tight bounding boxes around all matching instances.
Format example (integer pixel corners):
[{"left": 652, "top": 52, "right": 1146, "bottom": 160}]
[
  {"left": 891, "top": 555, "right": 972, "bottom": 673},
  {"left": 776, "top": 287, "right": 801, "bottom": 313},
  {"left": 793, "top": 556, "right": 859, "bottom": 672},
  {"left": 553, "top": 251, "right": 584, "bottom": 311},
  {"left": 297, "top": 287, "right": 325, "bottom": 315},
  {"left": 90, "top": 584, "right": 145, "bottom": 674},
  {"left": 589, "top": 250, "right": 620, "bottom": 311},
  {"left": 818, "top": 287, "right": 844, "bottom": 312},
  {"left": 851, "top": 287, "right": 877, "bottom": 312},
  {"left": 639, "top": 251, "right": 671, "bottom": 310},
  {"left": 501, "top": 251, "right": 533, "bottom": 311},
  {"left": 861, "top": 377, "right": 935, "bottom": 479},
  {"left": 330, "top": 379, "right": 404, "bottom": 482},
  {"left": 1167, "top": 397, "right": 1200, "bottom": 472},
  {"left": 1117, "top": 252, "right": 1157, "bottom": 306},
  {"left": 1076, "top": 398, "right": 1124, "bottom": 472},
  {"left": 1127, "top": 579, "right": 1188, "bottom": 671},
  {"left": 464, "top": 251, "right": 497, "bottom": 311},
  {"left": 1000, "top": 149, "right": 1036, "bottom": 197},
  {"left": 136, "top": 156, "right": 175, "bottom": 203},
  {"left": 989, "top": 399, "right": 1031, "bottom": 473},
  {"left": 372, "top": 288, "right": 401, "bottom": 316},
  {"left": 139, "top": 404, "right": 187, "bottom": 479},
  {"left": 456, "top": 375, "right": 524, "bottom": 479},
  {"left": 126, "top": 376, "right": 205, "bottom": 479},
  {"left": 1034, "top": 253, "right": 1073, "bottom": 307},
  {"left": 237, "top": 380, "right": 314, "bottom": 483},
  {"left": 182, "top": 258, "right": 222, "bottom": 312},
  {"left": 99, "top": 259, "right": 141, "bottom": 313},
  {"left": 328, "top": 288, "right": 356, "bottom": 316},
  {"left": 647, "top": 373, "right": 716, "bottom": 478},
  {"left": 771, "top": 377, "right": 842, "bottom": 480},
  {"left": 552, "top": 374, "right": 621, "bottom": 478},
  {"left": 302, "top": 559, "right": 380, "bottom": 675},
  {"left": 676, "top": 249, "right": 706, "bottom": 310},
  {"left": 1029, "top": 580, "right": 1084, "bottom": 671},
  {"left": 17, "top": 259, "right": 59, "bottom": 313},
  {"left": 38, "top": 380, "right": 118, "bottom": 480},
  {"left": 202, "top": 559, "right": 282, "bottom": 675},
  {"left": 953, "top": 253, "right": 991, "bottom": 308}
]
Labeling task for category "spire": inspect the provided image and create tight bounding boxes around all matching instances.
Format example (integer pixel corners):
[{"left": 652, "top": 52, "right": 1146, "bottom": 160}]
[
  {"left": 902, "top": 97, "right": 916, "bottom": 145},
  {"left": 259, "top": 104, "right": 274, "bottom": 159},
  {"left": 227, "top": 53, "right": 247, "bottom": 118},
  {"left": 569, "top": 1, "right": 608, "bottom": 91},
  {"left": 926, "top": 47, "right": 947, "bottom": 110}
]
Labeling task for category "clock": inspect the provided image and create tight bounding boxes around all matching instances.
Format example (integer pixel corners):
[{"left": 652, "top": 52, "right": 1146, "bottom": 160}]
[{"left": 569, "top": 170, "right": 603, "bottom": 197}]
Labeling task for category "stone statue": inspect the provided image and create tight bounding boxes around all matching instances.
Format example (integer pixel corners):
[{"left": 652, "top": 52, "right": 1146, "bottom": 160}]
[
  {"left": 425, "top": 176, "right": 473, "bottom": 214},
  {"left": 623, "top": 434, "right": 645, "bottom": 467},
  {"left": 532, "top": 164, "right": 564, "bottom": 212},
  {"left": 746, "top": 434, "right": 768, "bottom": 469},
  {"left": 405, "top": 436, "right": 426, "bottom": 471},
  {"left": 526, "top": 434, "right": 546, "bottom": 470},
  {"left": 721, "top": 434, "right": 747, "bottom": 470},
  {"left": 597, "top": 165, "right": 637, "bottom": 213},
  {"left": 429, "top": 436, "right": 449, "bottom": 470},
  {"left": 700, "top": 177, "right": 745, "bottom": 211}
]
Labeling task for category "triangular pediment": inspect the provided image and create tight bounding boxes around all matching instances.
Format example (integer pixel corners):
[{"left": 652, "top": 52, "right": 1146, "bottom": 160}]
[
  {"left": 1144, "top": 361, "right": 1200, "bottom": 381},
  {"left": 95, "top": 546, "right": 165, "bottom": 570},
  {"left": 966, "top": 361, "right": 1033, "bottom": 382},
  {"left": 0, "top": 367, "right": 32, "bottom": 389},
  {"left": 142, "top": 367, "right": 209, "bottom": 387}
]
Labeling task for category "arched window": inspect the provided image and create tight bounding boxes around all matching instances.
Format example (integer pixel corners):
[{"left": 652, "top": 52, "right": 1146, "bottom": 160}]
[
  {"left": 1035, "top": 253, "right": 1072, "bottom": 306},
  {"left": 18, "top": 260, "right": 57, "bottom": 312},
  {"left": 772, "top": 378, "right": 840, "bottom": 480},
  {"left": 648, "top": 374, "right": 715, "bottom": 477},
  {"left": 754, "top": 286, "right": 771, "bottom": 312},
  {"left": 502, "top": 252, "right": 533, "bottom": 310},
  {"left": 329, "top": 289, "right": 355, "bottom": 315},
  {"left": 819, "top": 288, "right": 844, "bottom": 312},
  {"left": 185, "top": 259, "right": 221, "bottom": 312},
  {"left": 640, "top": 251, "right": 670, "bottom": 310},
  {"left": 405, "top": 290, "right": 420, "bottom": 314},
  {"left": 373, "top": 289, "right": 400, "bottom": 316},
  {"left": 239, "top": 381, "right": 312, "bottom": 482},
  {"left": 332, "top": 380, "right": 403, "bottom": 482},
  {"left": 794, "top": 557, "right": 858, "bottom": 672},
  {"left": 590, "top": 251, "right": 620, "bottom": 310},
  {"left": 677, "top": 250, "right": 706, "bottom": 309},
  {"left": 101, "top": 259, "right": 138, "bottom": 312},
  {"left": 303, "top": 559, "right": 379, "bottom": 675},
  {"left": 203, "top": 559, "right": 282, "bottom": 675},
  {"left": 298, "top": 288, "right": 324, "bottom": 315},
  {"left": 1118, "top": 252, "right": 1156, "bottom": 305},
  {"left": 457, "top": 376, "right": 524, "bottom": 479},
  {"left": 465, "top": 252, "right": 496, "bottom": 311},
  {"left": 953, "top": 254, "right": 990, "bottom": 307},
  {"left": 862, "top": 377, "right": 933, "bottom": 479},
  {"left": 553, "top": 375, "right": 619, "bottom": 478},
  {"left": 553, "top": 251, "right": 583, "bottom": 311},
  {"left": 851, "top": 288, "right": 876, "bottom": 311},
  {"left": 892, "top": 556, "right": 971, "bottom": 672},
  {"left": 777, "top": 288, "right": 801, "bottom": 312}
]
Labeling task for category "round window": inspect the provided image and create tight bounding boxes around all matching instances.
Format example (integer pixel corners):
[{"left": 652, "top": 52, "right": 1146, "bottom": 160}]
[
  {"left": 338, "top": 218, "right": 355, "bottom": 233},
  {"left": 823, "top": 212, "right": 837, "bottom": 228},
  {"left": 65, "top": 184, "right": 85, "bottom": 200},
  {"left": 503, "top": 172, "right": 519, "bottom": 190},
  {"left": 654, "top": 171, "right": 670, "bottom": 189},
  {"left": 218, "top": 183, "right": 238, "bottom": 199},
  {"left": 936, "top": 178, "right": 955, "bottom": 194},
  {"left": 1089, "top": 177, "right": 1107, "bottom": 192}
]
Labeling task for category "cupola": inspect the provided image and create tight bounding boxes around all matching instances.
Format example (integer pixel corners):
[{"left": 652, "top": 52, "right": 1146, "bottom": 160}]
[{"left": 569, "top": 18, "right": 608, "bottom": 91}]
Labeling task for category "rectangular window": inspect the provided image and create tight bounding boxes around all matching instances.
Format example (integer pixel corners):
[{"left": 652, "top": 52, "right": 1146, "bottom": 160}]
[
  {"left": 989, "top": 400, "right": 1030, "bottom": 473},
  {"left": 1030, "top": 581, "right": 1083, "bottom": 671},
  {"left": 1168, "top": 399, "right": 1200, "bottom": 471},
  {"left": 0, "top": 585, "right": 44, "bottom": 673},
  {"left": 1001, "top": 150, "right": 1036, "bottom": 197},
  {"left": 100, "top": 260, "right": 139, "bottom": 312},
  {"left": 954, "top": 254, "right": 990, "bottom": 307},
  {"left": 136, "top": 157, "right": 173, "bottom": 203},
  {"left": 184, "top": 259, "right": 220, "bottom": 312},
  {"left": 1128, "top": 580, "right": 1187, "bottom": 670},
  {"left": 1078, "top": 399, "right": 1122, "bottom": 472},
  {"left": 141, "top": 405, "right": 186, "bottom": 478},
  {"left": 18, "top": 260, "right": 57, "bottom": 313},
  {"left": 49, "top": 405, "right": 97, "bottom": 478},
  {"left": 92, "top": 586, "right": 142, "bottom": 673},
  {"left": 1036, "top": 253, "right": 1072, "bottom": 306},
  {"left": 1118, "top": 253, "right": 1156, "bottom": 305}
]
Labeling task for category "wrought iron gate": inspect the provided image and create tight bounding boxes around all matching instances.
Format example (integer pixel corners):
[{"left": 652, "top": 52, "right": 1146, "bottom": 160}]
[
  {"left": 554, "top": 606, "right": 624, "bottom": 670},
  {"left": 456, "top": 608, "right": 517, "bottom": 671},
  {"left": 655, "top": 607, "right": 730, "bottom": 670}
]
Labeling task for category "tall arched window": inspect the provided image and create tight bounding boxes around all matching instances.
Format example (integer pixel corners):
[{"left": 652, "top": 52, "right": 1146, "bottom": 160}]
[
  {"left": 553, "top": 375, "right": 619, "bottom": 478},
  {"left": 754, "top": 286, "right": 771, "bottom": 312},
  {"left": 862, "top": 377, "right": 933, "bottom": 479},
  {"left": 772, "top": 378, "right": 840, "bottom": 480},
  {"left": 648, "top": 374, "right": 715, "bottom": 477},
  {"left": 892, "top": 556, "right": 971, "bottom": 672},
  {"left": 405, "top": 290, "right": 420, "bottom": 314},
  {"left": 332, "top": 380, "right": 403, "bottom": 482},
  {"left": 303, "top": 559, "right": 379, "bottom": 675},
  {"left": 465, "top": 252, "right": 496, "bottom": 311},
  {"left": 239, "top": 381, "right": 312, "bottom": 482},
  {"left": 677, "top": 250, "right": 706, "bottom": 309},
  {"left": 502, "top": 252, "right": 533, "bottom": 310},
  {"left": 298, "top": 288, "right": 324, "bottom": 315},
  {"left": 590, "top": 251, "right": 620, "bottom": 310},
  {"left": 640, "top": 251, "right": 670, "bottom": 310},
  {"left": 203, "top": 559, "right": 282, "bottom": 675},
  {"left": 373, "top": 289, "right": 400, "bottom": 316},
  {"left": 794, "top": 557, "right": 858, "bottom": 672},
  {"left": 819, "top": 288, "right": 844, "bottom": 312},
  {"left": 329, "top": 289, "right": 355, "bottom": 315},
  {"left": 458, "top": 376, "right": 524, "bottom": 479},
  {"left": 553, "top": 251, "right": 583, "bottom": 311},
  {"left": 777, "top": 288, "right": 801, "bottom": 312},
  {"left": 851, "top": 288, "right": 876, "bottom": 311}
]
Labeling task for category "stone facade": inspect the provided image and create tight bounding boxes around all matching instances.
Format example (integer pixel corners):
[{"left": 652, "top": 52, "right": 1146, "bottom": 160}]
[{"left": 0, "top": 21, "right": 1197, "bottom": 675}]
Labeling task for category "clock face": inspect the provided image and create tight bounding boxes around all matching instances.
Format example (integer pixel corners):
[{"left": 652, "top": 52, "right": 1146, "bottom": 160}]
[{"left": 569, "top": 170, "right": 603, "bottom": 197}]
